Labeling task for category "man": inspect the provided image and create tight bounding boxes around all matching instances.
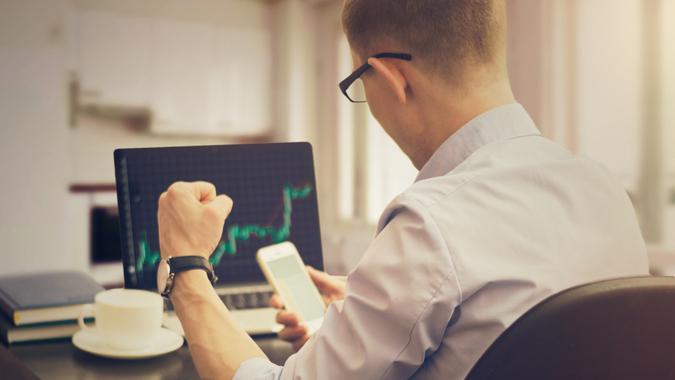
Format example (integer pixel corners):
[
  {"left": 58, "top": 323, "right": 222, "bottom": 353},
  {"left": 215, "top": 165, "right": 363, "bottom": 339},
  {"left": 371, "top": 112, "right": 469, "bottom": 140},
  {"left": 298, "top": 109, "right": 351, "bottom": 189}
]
[{"left": 157, "top": 0, "right": 649, "bottom": 379}]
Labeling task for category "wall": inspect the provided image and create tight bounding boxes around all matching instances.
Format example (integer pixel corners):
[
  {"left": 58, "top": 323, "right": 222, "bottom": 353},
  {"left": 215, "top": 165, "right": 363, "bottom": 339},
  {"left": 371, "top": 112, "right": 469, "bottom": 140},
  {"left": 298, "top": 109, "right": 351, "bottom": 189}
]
[
  {"left": 507, "top": 0, "right": 644, "bottom": 194},
  {"left": 70, "top": 116, "right": 235, "bottom": 184},
  {"left": 506, "top": 0, "right": 548, "bottom": 135},
  {"left": 575, "top": 0, "right": 644, "bottom": 193},
  {"left": 68, "top": 0, "right": 274, "bottom": 184},
  {"left": 70, "top": 0, "right": 270, "bottom": 28},
  {"left": 0, "top": 0, "right": 71, "bottom": 275},
  {"left": 662, "top": 0, "right": 675, "bottom": 246},
  {"left": 506, "top": 0, "right": 675, "bottom": 245}
]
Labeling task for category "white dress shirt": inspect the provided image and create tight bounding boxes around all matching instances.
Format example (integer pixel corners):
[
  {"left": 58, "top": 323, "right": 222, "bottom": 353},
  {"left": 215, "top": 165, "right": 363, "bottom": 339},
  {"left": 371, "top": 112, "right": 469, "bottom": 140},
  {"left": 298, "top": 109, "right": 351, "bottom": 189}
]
[{"left": 234, "top": 103, "right": 649, "bottom": 379}]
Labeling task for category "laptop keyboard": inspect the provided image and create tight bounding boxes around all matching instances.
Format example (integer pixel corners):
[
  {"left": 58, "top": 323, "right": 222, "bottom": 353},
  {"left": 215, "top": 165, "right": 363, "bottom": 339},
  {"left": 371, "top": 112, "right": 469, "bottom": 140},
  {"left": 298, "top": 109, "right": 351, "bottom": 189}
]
[
  {"left": 220, "top": 291, "right": 273, "bottom": 310},
  {"left": 216, "top": 284, "right": 275, "bottom": 311},
  {"left": 165, "top": 284, "right": 275, "bottom": 311}
]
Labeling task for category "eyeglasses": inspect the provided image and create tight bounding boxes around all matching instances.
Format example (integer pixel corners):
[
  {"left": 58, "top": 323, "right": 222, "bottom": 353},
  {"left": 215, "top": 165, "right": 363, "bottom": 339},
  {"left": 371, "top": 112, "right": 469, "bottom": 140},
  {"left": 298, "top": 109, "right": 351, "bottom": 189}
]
[{"left": 339, "top": 52, "right": 413, "bottom": 103}]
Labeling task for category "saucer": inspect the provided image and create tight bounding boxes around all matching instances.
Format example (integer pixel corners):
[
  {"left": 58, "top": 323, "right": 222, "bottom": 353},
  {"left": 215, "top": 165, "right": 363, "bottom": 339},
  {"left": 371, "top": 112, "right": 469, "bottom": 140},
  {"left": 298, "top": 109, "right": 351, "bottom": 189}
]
[{"left": 72, "top": 328, "right": 184, "bottom": 359}]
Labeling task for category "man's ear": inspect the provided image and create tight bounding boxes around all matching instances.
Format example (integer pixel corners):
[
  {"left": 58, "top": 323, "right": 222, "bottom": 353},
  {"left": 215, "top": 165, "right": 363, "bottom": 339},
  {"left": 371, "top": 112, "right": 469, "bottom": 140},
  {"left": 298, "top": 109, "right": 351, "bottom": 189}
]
[{"left": 368, "top": 57, "right": 408, "bottom": 104}]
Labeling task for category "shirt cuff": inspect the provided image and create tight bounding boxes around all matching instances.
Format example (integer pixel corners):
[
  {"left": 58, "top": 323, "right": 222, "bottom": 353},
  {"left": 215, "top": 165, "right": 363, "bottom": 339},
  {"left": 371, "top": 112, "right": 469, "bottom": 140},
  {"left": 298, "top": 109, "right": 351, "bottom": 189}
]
[{"left": 233, "top": 357, "right": 283, "bottom": 380}]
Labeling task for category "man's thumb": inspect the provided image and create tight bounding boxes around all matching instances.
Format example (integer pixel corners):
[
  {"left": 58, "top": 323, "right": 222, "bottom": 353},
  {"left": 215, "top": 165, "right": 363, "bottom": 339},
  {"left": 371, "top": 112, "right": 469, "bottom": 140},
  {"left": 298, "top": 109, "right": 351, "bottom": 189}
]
[{"left": 307, "top": 266, "right": 335, "bottom": 292}]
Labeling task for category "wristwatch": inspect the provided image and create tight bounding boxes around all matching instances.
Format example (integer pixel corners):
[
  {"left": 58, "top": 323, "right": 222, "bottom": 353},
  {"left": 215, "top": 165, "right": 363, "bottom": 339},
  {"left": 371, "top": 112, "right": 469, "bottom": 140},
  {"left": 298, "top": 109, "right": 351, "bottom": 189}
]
[{"left": 157, "top": 256, "right": 218, "bottom": 297}]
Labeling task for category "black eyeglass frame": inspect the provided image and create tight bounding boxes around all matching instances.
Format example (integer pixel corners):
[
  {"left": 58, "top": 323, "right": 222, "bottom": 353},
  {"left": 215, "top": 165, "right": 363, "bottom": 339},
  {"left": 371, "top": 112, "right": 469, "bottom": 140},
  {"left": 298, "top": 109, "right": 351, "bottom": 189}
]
[{"left": 339, "top": 52, "right": 413, "bottom": 103}]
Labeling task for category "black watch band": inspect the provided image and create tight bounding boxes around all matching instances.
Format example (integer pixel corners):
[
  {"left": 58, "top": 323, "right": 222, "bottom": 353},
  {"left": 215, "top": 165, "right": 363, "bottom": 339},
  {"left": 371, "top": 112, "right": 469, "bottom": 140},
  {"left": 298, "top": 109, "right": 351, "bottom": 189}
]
[
  {"left": 161, "top": 256, "right": 218, "bottom": 297},
  {"left": 169, "top": 256, "right": 218, "bottom": 282}
]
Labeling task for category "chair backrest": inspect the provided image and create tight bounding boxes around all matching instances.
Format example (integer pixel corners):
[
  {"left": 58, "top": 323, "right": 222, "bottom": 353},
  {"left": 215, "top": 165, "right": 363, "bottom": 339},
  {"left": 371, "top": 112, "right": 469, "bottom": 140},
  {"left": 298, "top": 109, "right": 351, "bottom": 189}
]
[{"left": 466, "top": 276, "right": 675, "bottom": 380}]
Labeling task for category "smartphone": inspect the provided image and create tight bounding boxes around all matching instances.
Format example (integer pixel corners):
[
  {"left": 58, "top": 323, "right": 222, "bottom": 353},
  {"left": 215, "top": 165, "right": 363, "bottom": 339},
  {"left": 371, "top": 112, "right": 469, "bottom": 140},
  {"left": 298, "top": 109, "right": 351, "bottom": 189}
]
[{"left": 257, "top": 242, "right": 326, "bottom": 333}]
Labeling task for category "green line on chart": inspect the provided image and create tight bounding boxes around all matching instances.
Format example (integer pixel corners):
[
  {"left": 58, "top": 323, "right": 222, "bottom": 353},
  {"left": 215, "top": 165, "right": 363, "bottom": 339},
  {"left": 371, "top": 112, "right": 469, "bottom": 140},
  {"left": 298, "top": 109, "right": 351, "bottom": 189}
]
[{"left": 135, "top": 183, "right": 313, "bottom": 273}]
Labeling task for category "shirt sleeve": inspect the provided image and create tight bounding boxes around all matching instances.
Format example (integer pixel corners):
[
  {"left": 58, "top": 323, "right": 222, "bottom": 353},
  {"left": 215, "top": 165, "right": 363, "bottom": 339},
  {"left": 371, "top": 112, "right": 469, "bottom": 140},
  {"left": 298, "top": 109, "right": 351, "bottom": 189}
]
[
  {"left": 281, "top": 198, "right": 462, "bottom": 379},
  {"left": 233, "top": 357, "right": 283, "bottom": 380}
]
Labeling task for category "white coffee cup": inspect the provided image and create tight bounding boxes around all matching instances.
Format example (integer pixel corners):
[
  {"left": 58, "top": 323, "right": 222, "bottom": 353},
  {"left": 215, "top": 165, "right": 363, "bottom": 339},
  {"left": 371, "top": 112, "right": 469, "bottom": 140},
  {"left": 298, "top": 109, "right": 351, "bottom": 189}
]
[{"left": 78, "top": 288, "right": 164, "bottom": 351}]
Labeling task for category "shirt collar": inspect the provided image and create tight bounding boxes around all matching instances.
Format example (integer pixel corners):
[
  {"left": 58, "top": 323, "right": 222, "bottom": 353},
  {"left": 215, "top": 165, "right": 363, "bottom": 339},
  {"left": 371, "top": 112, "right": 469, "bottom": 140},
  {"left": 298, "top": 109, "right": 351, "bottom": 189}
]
[{"left": 415, "top": 103, "right": 540, "bottom": 182}]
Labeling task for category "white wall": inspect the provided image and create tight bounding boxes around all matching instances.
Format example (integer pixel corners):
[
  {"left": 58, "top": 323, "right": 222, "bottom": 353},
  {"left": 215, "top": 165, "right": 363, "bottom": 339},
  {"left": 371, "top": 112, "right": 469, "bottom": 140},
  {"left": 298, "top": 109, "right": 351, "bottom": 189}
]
[
  {"left": 71, "top": 0, "right": 270, "bottom": 28},
  {"left": 506, "top": 0, "right": 675, "bottom": 245},
  {"left": 507, "top": 0, "right": 644, "bottom": 194},
  {"left": 270, "top": 0, "right": 319, "bottom": 144},
  {"left": 575, "top": 0, "right": 643, "bottom": 193},
  {"left": 0, "top": 0, "right": 72, "bottom": 275},
  {"left": 70, "top": 116, "right": 235, "bottom": 184},
  {"left": 662, "top": 0, "right": 675, "bottom": 246},
  {"left": 506, "top": 0, "right": 548, "bottom": 135},
  {"left": 68, "top": 0, "right": 274, "bottom": 184}
]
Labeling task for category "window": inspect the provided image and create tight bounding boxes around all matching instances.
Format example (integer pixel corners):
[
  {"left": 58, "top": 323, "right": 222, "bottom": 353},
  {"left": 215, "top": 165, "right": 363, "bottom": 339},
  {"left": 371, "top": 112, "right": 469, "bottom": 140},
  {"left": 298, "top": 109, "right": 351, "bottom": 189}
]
[{"left": 364, "top": 112, "right": 417, "bottom": 222}]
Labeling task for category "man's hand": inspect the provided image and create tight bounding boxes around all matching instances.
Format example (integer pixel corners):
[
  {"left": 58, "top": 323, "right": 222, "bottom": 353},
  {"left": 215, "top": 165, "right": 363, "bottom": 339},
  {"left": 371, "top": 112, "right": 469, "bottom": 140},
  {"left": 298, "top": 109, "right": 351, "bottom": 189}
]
[
  {"left": 157, "top": 182, "right": 267, "bottom": 380},
  {"left": 157, "top": 181, "right": 233, "bottom": 260},
  {"left": 270, "top": 266, "right": 346, "bottom": 352}
]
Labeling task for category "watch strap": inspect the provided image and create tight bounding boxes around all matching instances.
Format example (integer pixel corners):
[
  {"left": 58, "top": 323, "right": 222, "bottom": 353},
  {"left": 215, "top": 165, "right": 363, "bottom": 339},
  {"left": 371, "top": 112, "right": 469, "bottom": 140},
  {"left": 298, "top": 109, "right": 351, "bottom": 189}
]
[{"left": 168, "top": 256, "right": 218, "bottom": 284}]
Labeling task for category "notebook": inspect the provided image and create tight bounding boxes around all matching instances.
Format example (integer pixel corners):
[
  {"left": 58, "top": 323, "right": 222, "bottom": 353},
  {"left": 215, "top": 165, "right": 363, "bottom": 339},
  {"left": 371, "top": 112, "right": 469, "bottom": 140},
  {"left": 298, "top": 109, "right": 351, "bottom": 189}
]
[
  {"left": 0, "top": 313, "right": 82, "bottom": 345},
  {"left": 0, "top": 271, "right": 103, "bottom": 326}
]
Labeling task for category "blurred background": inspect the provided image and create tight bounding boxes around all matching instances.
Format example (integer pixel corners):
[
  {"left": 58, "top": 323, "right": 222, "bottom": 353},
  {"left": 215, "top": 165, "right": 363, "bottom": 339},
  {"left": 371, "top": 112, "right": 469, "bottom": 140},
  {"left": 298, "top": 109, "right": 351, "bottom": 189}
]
[{"left": 0, "top": 0, "right": 673, "bottom": 284}]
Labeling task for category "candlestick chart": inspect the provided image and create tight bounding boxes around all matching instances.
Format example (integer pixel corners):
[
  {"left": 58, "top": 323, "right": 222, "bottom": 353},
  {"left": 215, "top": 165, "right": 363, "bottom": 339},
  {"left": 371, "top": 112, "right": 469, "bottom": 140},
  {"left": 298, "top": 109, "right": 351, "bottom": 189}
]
[
  {"left": 115, "top": 142, "right": 324, "bottom": 289},
  {"left": 135, "top": 183, "right": 313, "bottom": 273}
]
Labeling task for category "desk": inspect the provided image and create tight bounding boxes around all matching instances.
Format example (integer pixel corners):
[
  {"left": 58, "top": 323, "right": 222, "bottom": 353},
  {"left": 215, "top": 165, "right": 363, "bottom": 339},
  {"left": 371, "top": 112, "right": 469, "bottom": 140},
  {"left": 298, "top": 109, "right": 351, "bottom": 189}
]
[{"left": 8, "top": 337, "right": 294, "bottom": 379}]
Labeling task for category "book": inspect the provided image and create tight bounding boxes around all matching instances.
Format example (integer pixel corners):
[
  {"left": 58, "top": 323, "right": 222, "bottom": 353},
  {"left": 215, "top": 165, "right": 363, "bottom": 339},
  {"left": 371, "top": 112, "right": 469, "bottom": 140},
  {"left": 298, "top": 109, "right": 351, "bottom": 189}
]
[
  {"left": 0, "top": 313, "right": 82, "bottom": 345},
  {"left": 0, "top": 271, "right": 104, "bottom": 326}
]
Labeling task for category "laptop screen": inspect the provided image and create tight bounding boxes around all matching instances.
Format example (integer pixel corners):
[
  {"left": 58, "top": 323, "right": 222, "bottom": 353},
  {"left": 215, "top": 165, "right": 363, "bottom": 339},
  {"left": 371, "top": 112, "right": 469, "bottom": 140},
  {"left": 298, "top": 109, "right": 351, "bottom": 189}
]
[{"left": 114, "top": 143, "right": 324, "bottom": 290}]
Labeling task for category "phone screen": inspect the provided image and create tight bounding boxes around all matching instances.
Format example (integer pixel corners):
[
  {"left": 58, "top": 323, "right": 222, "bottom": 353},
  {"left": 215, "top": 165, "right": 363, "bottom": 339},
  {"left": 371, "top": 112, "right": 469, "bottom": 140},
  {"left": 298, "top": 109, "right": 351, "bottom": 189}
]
[{"left": 267, "top": 255, "right": 325, "bottom": 321}]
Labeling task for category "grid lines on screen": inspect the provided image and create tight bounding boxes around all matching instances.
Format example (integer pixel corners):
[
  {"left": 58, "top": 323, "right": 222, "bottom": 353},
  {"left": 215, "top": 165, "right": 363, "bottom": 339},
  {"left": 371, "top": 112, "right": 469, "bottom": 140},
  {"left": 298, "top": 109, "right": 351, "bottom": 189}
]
[{"left": 114, "top": 143, "right": 323, "bottom": 290}]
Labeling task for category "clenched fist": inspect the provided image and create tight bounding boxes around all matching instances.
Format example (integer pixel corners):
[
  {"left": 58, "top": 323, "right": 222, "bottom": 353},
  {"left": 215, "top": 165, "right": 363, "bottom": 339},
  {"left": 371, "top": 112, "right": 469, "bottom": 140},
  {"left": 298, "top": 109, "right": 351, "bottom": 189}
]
[{"left": 157, "top": 181, "right": 233, "bottom": 260}]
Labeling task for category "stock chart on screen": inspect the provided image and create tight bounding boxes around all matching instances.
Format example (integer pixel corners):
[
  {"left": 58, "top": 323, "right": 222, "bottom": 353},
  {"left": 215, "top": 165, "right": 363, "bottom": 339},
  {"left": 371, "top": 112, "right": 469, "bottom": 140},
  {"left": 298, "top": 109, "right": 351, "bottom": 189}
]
[{"left": 114, "top": 143, "right": 323, "bottom": 290}]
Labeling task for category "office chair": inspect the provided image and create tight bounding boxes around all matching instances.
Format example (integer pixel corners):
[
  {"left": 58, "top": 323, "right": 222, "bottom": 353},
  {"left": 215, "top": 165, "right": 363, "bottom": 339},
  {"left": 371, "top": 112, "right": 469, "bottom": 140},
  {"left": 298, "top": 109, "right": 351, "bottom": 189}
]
[{"left": 466, "top": 276, "right": 675, "bottom": 380}]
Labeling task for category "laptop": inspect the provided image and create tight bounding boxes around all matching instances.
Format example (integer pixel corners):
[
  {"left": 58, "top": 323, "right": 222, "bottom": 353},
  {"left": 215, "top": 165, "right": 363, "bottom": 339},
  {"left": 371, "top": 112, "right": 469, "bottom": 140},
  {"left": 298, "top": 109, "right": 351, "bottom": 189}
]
[{"left": 114, "top": 142, "right": 324, "bottom": 335}]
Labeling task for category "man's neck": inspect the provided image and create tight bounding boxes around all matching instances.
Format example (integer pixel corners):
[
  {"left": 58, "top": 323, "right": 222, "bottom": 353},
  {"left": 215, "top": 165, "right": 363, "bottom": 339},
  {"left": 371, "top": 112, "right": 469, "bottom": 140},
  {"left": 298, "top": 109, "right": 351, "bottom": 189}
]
[{"left": 409, "top": 81, "right": 516, "bottom": 169}]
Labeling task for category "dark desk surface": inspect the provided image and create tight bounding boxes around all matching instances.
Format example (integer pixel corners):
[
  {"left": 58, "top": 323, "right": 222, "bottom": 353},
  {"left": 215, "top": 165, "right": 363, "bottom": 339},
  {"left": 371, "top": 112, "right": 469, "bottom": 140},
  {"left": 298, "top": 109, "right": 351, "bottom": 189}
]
[{"left": 8, "top": 336, "right": 294, "bottom": 380}]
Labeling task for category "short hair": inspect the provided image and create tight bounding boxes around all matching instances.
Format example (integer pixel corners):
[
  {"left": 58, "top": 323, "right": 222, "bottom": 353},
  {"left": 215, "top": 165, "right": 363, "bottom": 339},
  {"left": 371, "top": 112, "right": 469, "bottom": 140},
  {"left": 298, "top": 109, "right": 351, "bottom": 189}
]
[{"left": 342, "top": 0, "right": 504, "bottom": 84}]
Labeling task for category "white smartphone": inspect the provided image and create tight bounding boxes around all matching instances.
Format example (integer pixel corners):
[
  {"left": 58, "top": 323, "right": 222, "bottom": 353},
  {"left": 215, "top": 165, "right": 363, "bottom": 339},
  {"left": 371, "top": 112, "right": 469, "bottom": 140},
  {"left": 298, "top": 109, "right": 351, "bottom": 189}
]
[{"left": 257, "top": 242, "right": 325, "bottom": 333}]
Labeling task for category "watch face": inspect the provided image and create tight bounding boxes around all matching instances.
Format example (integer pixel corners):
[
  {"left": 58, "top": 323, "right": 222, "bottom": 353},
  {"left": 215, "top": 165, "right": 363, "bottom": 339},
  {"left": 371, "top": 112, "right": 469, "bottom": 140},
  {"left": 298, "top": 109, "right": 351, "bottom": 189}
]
[{"left": 157, "top": 259, "right": 170, "bottom": 293}]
